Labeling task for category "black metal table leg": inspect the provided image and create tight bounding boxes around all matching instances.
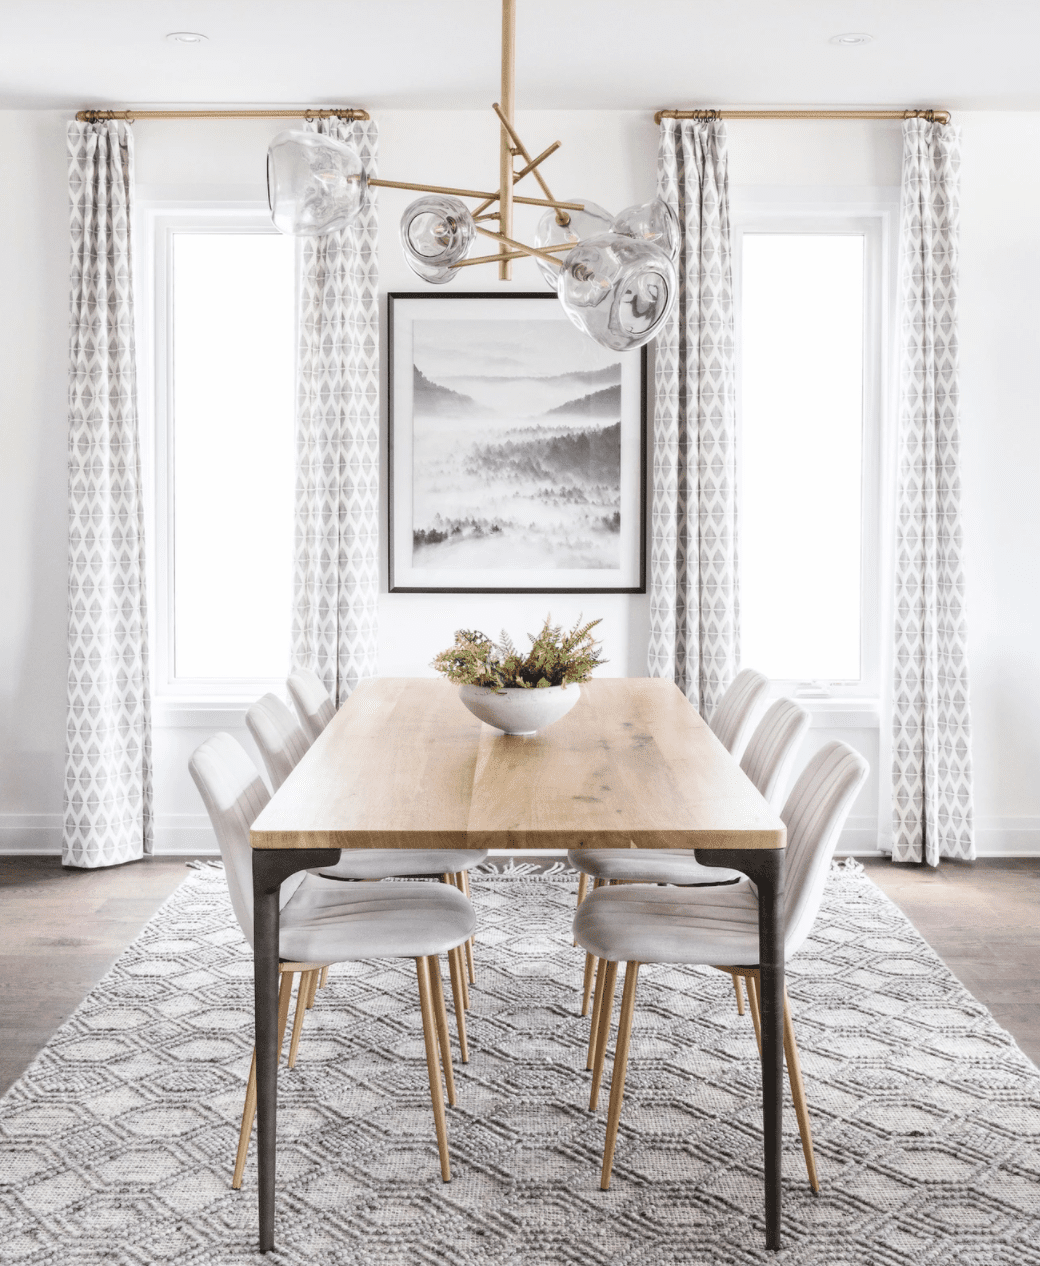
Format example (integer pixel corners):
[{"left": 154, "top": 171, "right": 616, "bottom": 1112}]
[
  {"left": 697, "top": 847, "right": 785, "bottom": 1250},
  {"left": 253, "top": 848, "right": 340, "bottom": 1254}
]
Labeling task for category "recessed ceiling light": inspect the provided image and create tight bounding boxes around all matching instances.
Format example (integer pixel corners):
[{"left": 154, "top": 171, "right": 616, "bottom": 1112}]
[
  {"left": 166, "top": 31, "right": 208, "bottom": 45},
  {"left": 829, "top": 32, "right": 873, "bottom": 46}
]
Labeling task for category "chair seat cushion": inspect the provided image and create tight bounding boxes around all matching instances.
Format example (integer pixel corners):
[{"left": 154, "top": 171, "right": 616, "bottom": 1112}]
[
  {"left": 573, "top": 880, "right": 761, "bottom": 966},
  {"left": 568, "top": 849, "right": 743, "bottom": 887},
  {"left": 314, "top": 849, "right": 489, "bottom": 881},
  {"left": 279, "top": 875, "right": 476, "bottom": 963}
]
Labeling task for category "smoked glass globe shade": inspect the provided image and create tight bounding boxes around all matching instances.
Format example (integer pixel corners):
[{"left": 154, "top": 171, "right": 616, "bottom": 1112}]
[{"left": 267, "top": 130, "right": 367, "bottom": 236}]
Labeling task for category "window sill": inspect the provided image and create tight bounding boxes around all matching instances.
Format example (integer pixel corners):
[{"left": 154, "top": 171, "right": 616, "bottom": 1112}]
[{"left": 153, "top": 698, "right": 257, "bottom": 729}]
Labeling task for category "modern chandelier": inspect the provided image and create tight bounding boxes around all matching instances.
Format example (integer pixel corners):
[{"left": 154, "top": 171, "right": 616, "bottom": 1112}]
[{"left": 266, "top": 0, "right": 678, "bottom": 351}]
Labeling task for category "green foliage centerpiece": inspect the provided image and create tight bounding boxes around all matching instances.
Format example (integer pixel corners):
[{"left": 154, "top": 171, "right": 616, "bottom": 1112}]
[{"left": 433, "top": 616, "right": 605, "bottom": 735}]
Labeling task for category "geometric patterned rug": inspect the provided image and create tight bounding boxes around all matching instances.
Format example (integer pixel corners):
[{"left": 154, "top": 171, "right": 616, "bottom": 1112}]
[{"left": 1, "top": 863, "right": 1038, "bottom": 1265}]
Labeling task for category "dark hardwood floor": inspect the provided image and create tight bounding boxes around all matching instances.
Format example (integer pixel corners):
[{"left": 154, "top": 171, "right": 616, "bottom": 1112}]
[
  {"left": 863, "top": 855, "right": 1040, "bottom": 1065},
  {"left": 1, "top": 854, "right": 1037, "bottom": 1096}
]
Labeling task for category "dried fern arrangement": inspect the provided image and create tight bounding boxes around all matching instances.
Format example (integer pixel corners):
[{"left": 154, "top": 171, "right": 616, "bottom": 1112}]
[{"left": 432, "top": 616, "right": 605, "bottom": 691}]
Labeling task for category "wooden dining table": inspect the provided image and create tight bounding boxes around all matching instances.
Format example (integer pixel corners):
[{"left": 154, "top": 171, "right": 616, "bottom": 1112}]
[{"left": 249, "top": 676, "right": 788, "bottom": 1252}]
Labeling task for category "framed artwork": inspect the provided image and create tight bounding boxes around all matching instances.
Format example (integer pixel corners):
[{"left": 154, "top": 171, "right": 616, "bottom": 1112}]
[{"left": 388, "top": 292, "right": 646, "bottom": 594}]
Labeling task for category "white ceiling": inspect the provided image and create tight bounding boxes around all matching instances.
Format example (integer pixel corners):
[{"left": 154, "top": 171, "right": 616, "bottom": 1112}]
[{"left": 1, "top": 0, "right": 1037, "bottom": 113}]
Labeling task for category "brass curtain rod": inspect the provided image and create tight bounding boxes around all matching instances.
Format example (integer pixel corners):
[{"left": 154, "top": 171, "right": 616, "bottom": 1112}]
[
  {"left": 654, "top": 107, "right": 950, "bottom": 125},
  {"left": 76, "top": 108, "right": 370, "bottom": 122}
]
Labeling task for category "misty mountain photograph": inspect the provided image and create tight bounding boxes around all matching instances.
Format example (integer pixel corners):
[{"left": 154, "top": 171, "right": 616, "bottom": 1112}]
[{"left": 410, "top": 318, "right": 625, "bottom": 571}]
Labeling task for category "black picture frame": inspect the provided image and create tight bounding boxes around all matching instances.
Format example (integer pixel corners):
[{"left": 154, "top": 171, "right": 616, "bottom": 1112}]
[{"left": 388, "top": 291, "right": 647, "bottom": 594}]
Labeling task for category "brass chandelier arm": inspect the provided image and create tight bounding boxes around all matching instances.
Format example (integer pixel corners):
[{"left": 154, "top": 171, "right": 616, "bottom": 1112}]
[
  {"left": 474, "top": 224, "right": 564, "bottom": 268},
  {"left": 471, "top": 140, "right": 562, "bottom": 218},
  {"left": 492, "top": 102, "right": 570, "bottom": 227},
  {"left": 76, "top": 108, "right": 370, "bottom": 122},
  {"left": 654, "top": 107, "right": 951, "bottom": 125},
  {"left": 369, "top": 177, "right": 583, "bottom": 213}
]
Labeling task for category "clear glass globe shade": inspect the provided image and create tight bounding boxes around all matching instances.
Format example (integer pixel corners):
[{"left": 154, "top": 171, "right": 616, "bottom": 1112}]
[
  {"left": 532, "top": 197, "right": 613, "bottom": 290},
  {"left": 558, "top": 233, "right": 677, "bottom": 352},
  {"left": 267, "top": 130, "right": 367, "bottom": 236},
  {"left": 407, "top": 259, "right": 456, "bottom": 285},
  {"left": 612, "top": 198, "right": 680, "bottom": 262},
  {"left": 400, "top": 195, "right": 475, "bottom": 277}
]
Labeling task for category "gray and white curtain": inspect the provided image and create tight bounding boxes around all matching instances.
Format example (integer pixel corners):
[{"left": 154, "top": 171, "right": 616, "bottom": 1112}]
[
  {"left": 891, "top": 118, "right": 974, "bottom": 865},
  {"left": 64, "top": 120, "right": 153, "bottom": 868},
  {"left": 292, "top": 118, "right": 380, "bottom": 706},
  {"left": 647, "top": 118, "right": 739, "bottom": 718}
]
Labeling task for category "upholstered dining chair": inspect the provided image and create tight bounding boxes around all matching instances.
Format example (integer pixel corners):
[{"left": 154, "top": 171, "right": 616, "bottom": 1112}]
[
  {"left": 568, "top": 698, "right": 810, "bottom": 1016},
  {"left": 707, "top": 667, "right": 770, "bottom": 756},
  {"left": 574, "top": 739, "right": 868, "bottom": 1193},
  {"left": 245, "top": 693, "right": 311, "bottom": 792},
  {"left": 189, "top": 732, "right": 475, "bottom": 1188},
  {"left": 287, "top": 667, "right": 337, "bottom": 743},
  {"left": 278, "top": 673, "right": 487, "bottom": 990}
]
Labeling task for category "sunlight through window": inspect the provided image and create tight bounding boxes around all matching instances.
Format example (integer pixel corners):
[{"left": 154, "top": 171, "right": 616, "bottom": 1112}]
[
  {"left": 172, "top": 233, "right": 296, "bottom": 681},
  {"left": 740, "top": 234, "right": 864, "bottom": 683}
]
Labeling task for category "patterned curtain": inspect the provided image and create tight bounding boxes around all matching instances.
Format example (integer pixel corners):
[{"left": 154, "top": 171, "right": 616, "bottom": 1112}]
[
  {"left": 891, "top": 118, "right": 974, "bottom": 865},
  {"left": 292, "top": 118, "right": 380, "bottom": 706},
  {"left": 64, "top": 121, "right": 153, "bottom": 868},
  {"left": 647, "top": 118, "right": 739, "bottom": 717}
]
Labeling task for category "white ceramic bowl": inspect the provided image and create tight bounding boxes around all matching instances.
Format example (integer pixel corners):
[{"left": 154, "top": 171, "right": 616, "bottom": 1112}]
[{"left": 458, "top": 683, "right": 581, "bottom": 735}]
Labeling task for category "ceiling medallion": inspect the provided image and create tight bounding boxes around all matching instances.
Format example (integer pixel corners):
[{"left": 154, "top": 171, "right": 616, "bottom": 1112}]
[{"left": 266, "top": 0, "right": 677, "bottom": 351}]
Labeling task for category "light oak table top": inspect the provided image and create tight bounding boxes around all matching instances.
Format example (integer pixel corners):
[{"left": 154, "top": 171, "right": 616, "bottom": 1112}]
[{"left": 250, "top": 676, "right": 786, "bottom": 853}]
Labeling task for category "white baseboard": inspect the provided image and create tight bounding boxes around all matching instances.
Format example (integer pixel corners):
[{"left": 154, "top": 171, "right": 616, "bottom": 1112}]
[{"left": 3, "top": 814, "right": 1039, "bottom": 859}]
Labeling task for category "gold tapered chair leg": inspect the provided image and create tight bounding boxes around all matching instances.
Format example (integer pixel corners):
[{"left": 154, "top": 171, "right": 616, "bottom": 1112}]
[
  {"left": 319, "top": 965, "right": 329, "bottom": 989},
  {"left": 447, "top": 944, "right": 469, "bottom": 1063},
  {"left": 304, "top": 967, "right": 319, "bottom": 1010},
  {"left": 731, "top": 971, "right": 745, "bottom": 1015},
  {"left": 746, "top": 970, "right": 763, "bottom": 1057},
  {"left": 427, "top": 954, "right": 457, "bottom": 1106},
  {"left": 440, "top": 876, "right": 468, "bottom": 1002},
  {"left": 233, "top": 970, "right": 294, "bottom": 1190},
  {"left": 458, "top": 871, "right": 477, "bottom": 985},
  {"left": 415, "top": 957, "right": 452, "bottom": 1182},
  {"left": 287, "top": 969, "right": 318, "bottom": 1070},
  {"left": 574, "top": 871, "right": 589, "bottom": 944},
  {"left": 585, "top": 956, "right": 606, "bottom": 1070},
  {"left": 581, "top": 952, "right": 597, "bottom": 1016},
  {"left": 601, "top": 961, "right": 640, "bottom": 1190},
  {"left": 589, "top": 960, "right": 619, "bottom": 1110},
  {"left": 782, "top": 985, "right": 820, "bottom": 1192}
]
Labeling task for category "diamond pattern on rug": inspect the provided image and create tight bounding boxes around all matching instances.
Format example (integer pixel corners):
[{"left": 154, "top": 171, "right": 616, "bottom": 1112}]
[{"left": 1, "top": 866, "right": 1037, "bottom": 1265}]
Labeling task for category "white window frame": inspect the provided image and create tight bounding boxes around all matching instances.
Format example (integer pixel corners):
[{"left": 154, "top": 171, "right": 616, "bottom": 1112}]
[
  {"left": 137, "top": 201, "right": 298, "bottom": 710},
  {"left": 731, "top": 188, "right": 898, "bottom": 706}
]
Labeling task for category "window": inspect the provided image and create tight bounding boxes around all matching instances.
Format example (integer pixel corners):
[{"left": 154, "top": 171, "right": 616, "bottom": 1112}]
[
  {"left": 735, "top": 213, "right": 885, "bottom": 695},
  {"left": 147, "top": 212, "right": 297, "bottom": 695}
]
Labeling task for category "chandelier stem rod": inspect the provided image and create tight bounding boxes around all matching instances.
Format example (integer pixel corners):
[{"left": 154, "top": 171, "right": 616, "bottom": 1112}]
[
  {"left": 498, "top": 0, "right": 517, "bottom": 279},
  {"left": 475, "top": 223, "right": 563, "bottom": 269},
  {"left": 471, "top": 139, "right": 561, "bottom": 217},
  {"left": 492, "top": 103, "right": 570, "bottom": 228}
]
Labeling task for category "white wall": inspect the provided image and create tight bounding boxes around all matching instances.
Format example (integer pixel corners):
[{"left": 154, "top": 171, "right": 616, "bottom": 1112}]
[{"left": 0, "top": 107, "right": 1034, "bottom": 857}]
